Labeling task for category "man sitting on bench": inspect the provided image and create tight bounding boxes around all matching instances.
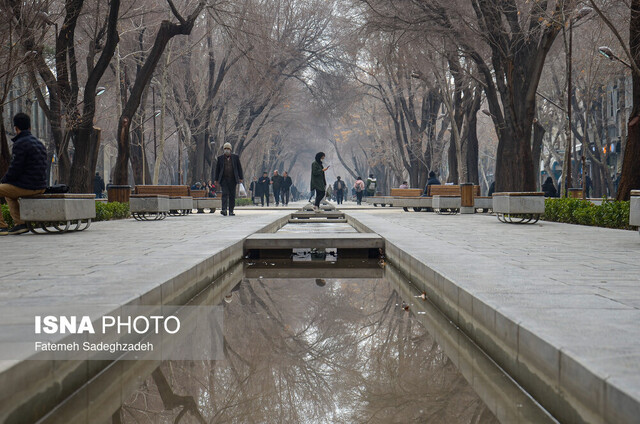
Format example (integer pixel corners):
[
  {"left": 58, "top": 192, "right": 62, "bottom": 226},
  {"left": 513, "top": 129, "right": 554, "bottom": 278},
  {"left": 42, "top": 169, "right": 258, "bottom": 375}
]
[
  {"left": 0, "top": 113, "right": 48, "bottom": 235},
  {"left": 421, "top": 171, "right": 441, "bottom": 196}
]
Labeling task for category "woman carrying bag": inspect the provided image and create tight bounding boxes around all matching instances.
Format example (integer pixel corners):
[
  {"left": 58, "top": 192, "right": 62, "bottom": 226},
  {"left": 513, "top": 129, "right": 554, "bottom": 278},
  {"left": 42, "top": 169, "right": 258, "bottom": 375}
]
[{"left": 310, "top": 152, "right": 329, "bottom": 212}]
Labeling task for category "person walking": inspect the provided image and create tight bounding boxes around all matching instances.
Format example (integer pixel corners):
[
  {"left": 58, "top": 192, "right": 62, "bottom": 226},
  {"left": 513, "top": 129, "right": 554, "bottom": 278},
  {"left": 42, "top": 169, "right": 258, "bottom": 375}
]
[
  {"left": 365, "top": 174, "right": 377, "bottom": 197},
  {"left": 281, "top": 171, "right": 292, "bottom": 206},
  {"left": 214, "top": 142, "right": 243, "bottom": 216},
  {"left": 542, "top": 177, "right": 558, "bottom": 198},
  {"left": 94, "top": 172, "right": 105, "bottom": 198},
  {"left": 258, "top": 172, "right": 270, "bottom": 206},
  {"left": 310, "top": 152, "right": 329, "bottom": 211},
  {"left": 333, "top": 176, "right": 346, "bottom": 205},
  {"left": 422, "top": 171, "right": 441, "bottom": 196},
  {"left": 0, "top": 113, "right": 48, "bottom": 235},
  {"left": 249, "top": 176, "right": 258, "bottom": 204},
  {"left": 271, "top": 170, "right": 284, "bottom": 206},
  {"left": 354, "top": 176, "right": 365, "bottom": 205}
]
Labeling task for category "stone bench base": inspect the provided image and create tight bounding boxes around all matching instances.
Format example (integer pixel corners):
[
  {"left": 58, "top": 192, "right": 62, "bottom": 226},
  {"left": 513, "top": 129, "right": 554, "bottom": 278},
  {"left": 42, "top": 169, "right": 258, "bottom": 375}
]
[
  {"left": 391, "top": 197, "right": 432, "bottom": 212},
  {"left": 130, "top": 195, "right": 170, "bottom": 221},
  {"left": 19, "top": 194, "right": 96, "bottom": 233},
  {"left": 473, "top": 196, "right": 492, "bottom": 212},
  {"left": 194, "top": 198, "right": 220, "bottom": 213},
  {"left": 433, "top": 195, "right": 460, "bottom": 214},
  {"left": 493, "top": 192, "right": 545, "bottom": 224},
  {"left": 168, "top": 197, "right": 194, "bottom": 216},
  {"left": 631, "top": 191, "right": 640, "bottom": 236}
]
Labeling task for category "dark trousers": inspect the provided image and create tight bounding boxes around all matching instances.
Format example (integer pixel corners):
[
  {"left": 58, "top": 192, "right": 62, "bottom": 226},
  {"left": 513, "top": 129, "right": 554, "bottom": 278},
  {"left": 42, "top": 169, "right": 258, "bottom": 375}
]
[
  {"left": 281, "top": 188, "right": 290, "bottom": 205},
  {"left": 221, "top": 180, "right": 236, "bottom": 212},
  {"left": 314, "top": 189, "right": 325, "bottom": 207},
  {"left": 273, "top": 187, "right": 281, "bottom": 205},
  {"left": 259, "top": 192, "right": 269, "bottom": 206},
  {"left": 336, "top": 190, "right": 344, "bottom": 204},
  {"left": 356, "top": 192, "right": 363, "bottom": 205}
]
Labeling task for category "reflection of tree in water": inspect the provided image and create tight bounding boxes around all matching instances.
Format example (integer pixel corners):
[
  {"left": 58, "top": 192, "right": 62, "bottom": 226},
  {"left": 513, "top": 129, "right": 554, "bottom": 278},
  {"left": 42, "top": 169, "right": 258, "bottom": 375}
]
[{"left": 116, "top": 278, "right": 497, "bottom": 423}]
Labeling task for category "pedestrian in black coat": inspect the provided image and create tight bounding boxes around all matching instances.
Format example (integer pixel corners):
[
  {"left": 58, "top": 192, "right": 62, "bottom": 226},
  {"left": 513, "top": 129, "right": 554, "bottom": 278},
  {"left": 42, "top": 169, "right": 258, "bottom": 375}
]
[{"left": 214, "top": 142, "right": 243, "bottom": 216}]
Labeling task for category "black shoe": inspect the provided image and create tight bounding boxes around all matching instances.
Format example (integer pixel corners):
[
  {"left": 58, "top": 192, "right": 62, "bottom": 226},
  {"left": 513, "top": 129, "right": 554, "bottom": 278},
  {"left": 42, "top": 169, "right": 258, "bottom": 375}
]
[
  {"left": 0, "top": 227, "right": 8, "bottom": 236},
  {"left": 229, "top": 212, "right": 235, "bottom": 216},
  {"left": 221, "top": 210, "right": 227, "bottom": 216},
  {"left": 8, "top": 224, "right": 28, "bottom": 235}
]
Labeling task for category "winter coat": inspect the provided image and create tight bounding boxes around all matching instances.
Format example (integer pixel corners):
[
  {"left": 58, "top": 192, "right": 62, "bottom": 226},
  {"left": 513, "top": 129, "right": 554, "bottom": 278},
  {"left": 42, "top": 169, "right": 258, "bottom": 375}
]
[
  {"left": 365, "top": 177, "right": 377, "bottom": 194},
  {"left": 542, "top": 179, "right": 558, "bottom": 198},
  {"left": 310, "top": 161, "right": 326, "bottom": 192},
  {"left": 282, "top": 176, "right": 293, "bottom": 190},
  {"left": 271, "top": 174, "right": 284, "bottom": 191},
  {"left": 333, "top": 179, "right": 346, "bottom": 192},
  {"left": 1, "top": 130, "right": 47, "bottom": 190},
  {"left": 354, "top": 179, "right": 365, "bottom": 192},
  {"left": 422, "top": 177, "right": 441, "bottom": 196},
  {"left": 257, "top": 177, "right": 270, "bottom": 195},
  {"left": 214, "top": 154, "right": 243, "bottom": 184},
  {"left": 94, "top": 175, "right": 105, "bottom": 194}
]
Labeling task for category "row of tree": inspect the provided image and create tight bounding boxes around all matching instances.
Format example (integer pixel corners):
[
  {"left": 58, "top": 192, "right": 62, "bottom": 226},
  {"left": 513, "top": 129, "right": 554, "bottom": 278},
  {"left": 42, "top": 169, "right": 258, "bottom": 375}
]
[{"left": 0, "top": 0, "right": 639, "bottom": 198}]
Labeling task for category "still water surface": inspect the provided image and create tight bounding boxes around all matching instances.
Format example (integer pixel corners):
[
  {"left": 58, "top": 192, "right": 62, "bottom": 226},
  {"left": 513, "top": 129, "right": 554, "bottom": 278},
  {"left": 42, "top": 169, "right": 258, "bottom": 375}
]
[{"left": 116, "top": 263, "right": 500, "bottom": 423}]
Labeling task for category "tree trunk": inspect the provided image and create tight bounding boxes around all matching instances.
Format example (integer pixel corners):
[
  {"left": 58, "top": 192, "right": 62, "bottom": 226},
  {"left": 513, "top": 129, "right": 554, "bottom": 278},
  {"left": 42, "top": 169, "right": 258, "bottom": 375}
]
[
  {"left": 532, "top": 121, "right": 546, "bottom": 190},
  {"left": 114, "top": 4, "right": 205, "bottom": 185},
  {"left": 465, "top": 109, "right": 480, "bottom": 184},
  {"left": 0, "top": 118, "right": 10, "bottom": 178}
]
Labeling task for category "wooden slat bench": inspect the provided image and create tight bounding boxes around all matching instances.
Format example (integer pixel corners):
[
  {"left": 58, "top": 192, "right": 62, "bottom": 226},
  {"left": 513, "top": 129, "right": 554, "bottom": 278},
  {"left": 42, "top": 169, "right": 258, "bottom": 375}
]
[
  {"left": 492, "top": 192, "right": 545, "bottom": 224},
  {"left": 630, "top": 190, "right": 639, "bottom": 236},
  {"left": 19, "top": 194, "right": 96, "bottom": 233},
  {"left": 130, "top": 195, "right": 169, "bottom": 221},
  {"left": 389, "top": 188, "right": 422, "bottom": 197},
  {"left": 134, "top": 185, "right": 190, "bottom": 196}
]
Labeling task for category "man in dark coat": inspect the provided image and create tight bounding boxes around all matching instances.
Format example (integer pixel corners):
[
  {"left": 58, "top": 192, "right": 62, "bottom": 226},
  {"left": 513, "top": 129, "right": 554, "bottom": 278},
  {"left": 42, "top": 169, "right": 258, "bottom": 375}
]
[
  {"left": 422, "top": 171, "right": 441, "bottom": 196},
  {"left": 333, "top": 176, "right": 346, "bottom": 205},
  {"left": 0, "top": 113, "right": 48, "bottom": 235},
  {"left": 257, "top": 172, "right": 270, "bottom": 206},
  {"left": 271, "top": 170, "right": 284, "bottom": 206},
  {"left": 249, "top": 177, "right": 258, "bottom": 204},
  {"left": 281, "top": 171, "right": 293, "bottom": 206},
  {"left": 214, "top": 142, "right": 244, "bottom": 216},
  {"left": 542, "top": 177, "right": 557, "bottom": 198},
  {"left": 94, "top": 172, "right": 105, "bottom": 198}
]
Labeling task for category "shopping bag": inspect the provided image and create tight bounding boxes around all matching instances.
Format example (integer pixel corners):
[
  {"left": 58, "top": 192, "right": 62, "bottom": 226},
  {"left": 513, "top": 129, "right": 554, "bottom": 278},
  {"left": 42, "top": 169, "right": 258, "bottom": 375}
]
[{"left": 238, "top": 183, "right": 247, "bottom": 197}]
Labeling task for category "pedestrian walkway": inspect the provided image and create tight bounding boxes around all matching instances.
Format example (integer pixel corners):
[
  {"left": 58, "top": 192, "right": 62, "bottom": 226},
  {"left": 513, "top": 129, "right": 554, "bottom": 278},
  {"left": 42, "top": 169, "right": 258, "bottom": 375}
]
[{"left": 347, "top": 209, "right": 640, "bottom": 424}]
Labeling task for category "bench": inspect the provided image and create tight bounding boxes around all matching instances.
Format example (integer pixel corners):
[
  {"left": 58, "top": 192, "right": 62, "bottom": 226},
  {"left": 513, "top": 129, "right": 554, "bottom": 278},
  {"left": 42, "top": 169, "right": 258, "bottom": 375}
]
[
  {"left": 168, "top": 196, "right": 194, "bottom": 216},
  {"left": 492, "top": 192, "right": 545, "bottom": 224},
  {"left": 19, "top": 194, "right": 96, "bottom": 233},
  {"left": 427, "top": 185, "right": 480, "bottom": 214},
  {"left": 130, "top": 195, "right": 169, "bottom": 221},
  {"left": 134, "top": 185, "right": 190, "bottom": 196},
  {"left": 474, "top": 196, "right": 493, "bottom": 212},
  {"left": 631, "top": 190, "right": 640, "bottom": 236},
  {"left": 389, "top": 188, "right": 422, "bottom": 197},
  {"left": 195, "top": 198, "right": 221, "bottom": 213}
]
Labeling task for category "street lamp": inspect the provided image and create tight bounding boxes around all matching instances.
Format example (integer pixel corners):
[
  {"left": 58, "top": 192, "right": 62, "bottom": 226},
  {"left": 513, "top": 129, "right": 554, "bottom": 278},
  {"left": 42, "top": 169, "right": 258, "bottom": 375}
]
[{"left": 598, "top": 46, "right": 632, "bottom": 69}]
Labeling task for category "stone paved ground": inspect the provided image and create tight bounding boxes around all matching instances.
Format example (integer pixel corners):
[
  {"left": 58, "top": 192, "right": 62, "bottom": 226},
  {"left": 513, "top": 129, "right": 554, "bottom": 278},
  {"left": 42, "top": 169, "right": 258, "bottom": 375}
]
[
  {"left": 0, "top": 209, "right": 290, "bottom": 308},
  {"left": 347, "top": 209, "right": 640, "bottom": 423}
]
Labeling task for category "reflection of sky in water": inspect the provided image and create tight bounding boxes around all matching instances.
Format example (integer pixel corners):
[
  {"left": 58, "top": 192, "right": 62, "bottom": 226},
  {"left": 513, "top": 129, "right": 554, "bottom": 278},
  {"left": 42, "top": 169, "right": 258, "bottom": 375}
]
[{"left": 118, "top": 276, "right": 498, "bottom": 424}]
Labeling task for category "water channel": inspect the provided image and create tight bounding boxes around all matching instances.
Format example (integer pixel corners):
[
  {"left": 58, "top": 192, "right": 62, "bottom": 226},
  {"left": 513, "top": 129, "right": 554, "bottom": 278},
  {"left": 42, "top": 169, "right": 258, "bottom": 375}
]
[{"left": 37, "top": 218, "right": 557, "bottom": 424}]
